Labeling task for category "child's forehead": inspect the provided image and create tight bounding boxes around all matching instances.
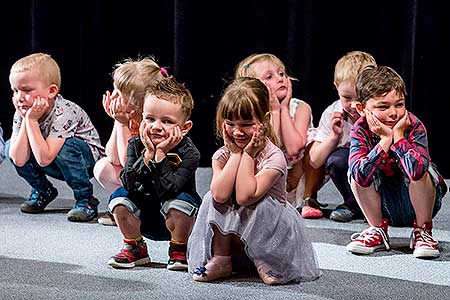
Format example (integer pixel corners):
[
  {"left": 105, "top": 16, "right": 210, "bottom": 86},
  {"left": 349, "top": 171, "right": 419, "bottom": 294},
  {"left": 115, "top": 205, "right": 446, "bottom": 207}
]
[
  {"left": 145, "top": 94, "right": 184, "bottom": 113},
  {"left": 253, "top": 59, "right": 282, "bottom": 71},
  {"left": 366, "top": 90, "right": 404, "bottom": 105},
  {"left": 10, "top": 69, "right": 41, "bottom": 84}
]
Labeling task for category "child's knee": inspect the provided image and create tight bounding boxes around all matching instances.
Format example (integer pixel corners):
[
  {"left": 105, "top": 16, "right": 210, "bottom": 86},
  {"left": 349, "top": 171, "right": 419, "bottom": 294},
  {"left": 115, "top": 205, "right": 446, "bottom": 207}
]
[
  {"left": 112, "top": 205, "right": 134, "bottom": 221},
  {"left": 166, "top": 208, "right": 195, "bottom": 231}
]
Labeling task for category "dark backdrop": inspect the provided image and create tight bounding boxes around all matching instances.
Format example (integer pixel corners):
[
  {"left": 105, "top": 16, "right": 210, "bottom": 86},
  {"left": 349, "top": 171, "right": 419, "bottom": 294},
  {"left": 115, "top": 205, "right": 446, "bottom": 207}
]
[{"left": 1, "top": 0, "right": 449, "bottom": 176}]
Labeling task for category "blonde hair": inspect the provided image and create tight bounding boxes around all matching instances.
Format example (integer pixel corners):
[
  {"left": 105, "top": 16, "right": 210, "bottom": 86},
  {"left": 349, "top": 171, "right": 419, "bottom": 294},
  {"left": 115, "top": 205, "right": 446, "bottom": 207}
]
[
  {"left": 215, "top": 77, "right": 279, "bottom": 147},
  {"left": 334, "top": 51, "right": 377, "bottom": 86},
  {"left": 10, "top": 52, "right": 61, "bottom": 88},
  {"left": 146, "top": 76, "right": 194, "bottom": 120},
  {"left": 234, "top": 53, "right": 296, "bottom": 81},
  {"left": 113, "top": 56, "right": 165, "bottom": 124}
]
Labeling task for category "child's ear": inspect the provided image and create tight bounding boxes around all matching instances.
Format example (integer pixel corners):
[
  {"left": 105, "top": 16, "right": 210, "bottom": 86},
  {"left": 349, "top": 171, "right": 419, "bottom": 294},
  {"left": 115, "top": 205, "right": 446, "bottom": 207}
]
[
  {"left": 181, "top": 120, "right": 193, "bottom": 136},
  {"left": 48, "top": 84, "right": 59, "bottom": 99},
  {"left": 354, "top": 102, "right": 365, "bottom": 116}
]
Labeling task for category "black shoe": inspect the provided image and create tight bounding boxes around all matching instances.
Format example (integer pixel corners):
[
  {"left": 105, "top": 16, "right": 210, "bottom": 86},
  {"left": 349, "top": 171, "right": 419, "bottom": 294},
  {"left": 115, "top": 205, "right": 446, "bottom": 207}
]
[
  {"left": 330, "top": 205, "right": 355, "bottom": 222},
  {"left": 20, "top": 186, "right": 58, "bottom": 213}
]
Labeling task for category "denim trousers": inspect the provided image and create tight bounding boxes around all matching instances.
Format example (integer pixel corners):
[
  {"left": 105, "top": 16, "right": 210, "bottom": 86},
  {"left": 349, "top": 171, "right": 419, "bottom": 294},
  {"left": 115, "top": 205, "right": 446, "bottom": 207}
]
[
  {"left": 325, "top": 147, "right": 361, "bottom": 215},
  {"left": 5, "top": 137, "right": 95, "bottom": 202}
]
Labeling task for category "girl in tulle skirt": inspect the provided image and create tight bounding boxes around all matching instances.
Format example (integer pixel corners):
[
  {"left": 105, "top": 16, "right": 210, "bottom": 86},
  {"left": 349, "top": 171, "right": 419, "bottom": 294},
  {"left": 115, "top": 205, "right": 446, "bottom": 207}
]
[{"left": 187, "top": 77, "right": 320, "bottom": 285}]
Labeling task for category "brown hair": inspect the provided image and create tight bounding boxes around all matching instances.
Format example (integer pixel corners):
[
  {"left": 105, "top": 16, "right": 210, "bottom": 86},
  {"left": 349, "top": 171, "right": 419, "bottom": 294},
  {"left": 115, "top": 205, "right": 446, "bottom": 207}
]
[
  {"left": 356, "top": 65, "right": 407, "bottom": 106},
  {"left": 146, "top": 76, "right": 194, "bottom": 120},
  {"left": 215, "top": 77, "right": 279, "bottom": 146}
]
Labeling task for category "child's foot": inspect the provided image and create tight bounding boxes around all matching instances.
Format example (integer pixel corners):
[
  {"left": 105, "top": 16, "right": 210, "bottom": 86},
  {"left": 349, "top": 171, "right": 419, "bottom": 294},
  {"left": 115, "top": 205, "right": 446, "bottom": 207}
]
[
  {"left": 346, "top": 219, "right": 390, "bottom": 254},
  {"left": 193, "top": 256, "right": 232, "bottom": 282},
  {"left": 256, "top": 264, "right": 283, "bottom": 285},
  {"left": 20, "top": 186, "right": 58, "bottom": 213},
  {"left": 300, "top": 197, "right": 324, "bottom": 218},
  {"left": 301, "top": 206, "right": 323, "bottom": 218},
  {"left": 410, "top": 220, "right": 439, "bottom": 259},
  {"left": 330, "top": 204, "right": 355, "bottom": 222},
  {"left": 108, "top": 238, "right": 150, "bottom": 268},
  {"left": 167, "top": 241, "right": 188, "bottom": 271},
  {"left": 67, "top": 196, "right": 99, "bottom": 222}
]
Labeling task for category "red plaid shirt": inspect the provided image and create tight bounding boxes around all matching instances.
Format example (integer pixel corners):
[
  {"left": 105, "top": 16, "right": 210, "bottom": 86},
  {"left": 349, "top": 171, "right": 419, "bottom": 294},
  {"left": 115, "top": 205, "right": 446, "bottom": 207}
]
[{"left": 349, "top": 112, "right": 438, "bottom": 187}]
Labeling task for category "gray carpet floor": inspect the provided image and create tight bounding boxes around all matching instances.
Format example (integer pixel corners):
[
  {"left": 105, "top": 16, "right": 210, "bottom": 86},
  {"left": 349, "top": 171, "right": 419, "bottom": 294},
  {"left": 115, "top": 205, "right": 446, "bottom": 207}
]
[{"left": 1, "top": 161, "right": 449, "bottom": 300}]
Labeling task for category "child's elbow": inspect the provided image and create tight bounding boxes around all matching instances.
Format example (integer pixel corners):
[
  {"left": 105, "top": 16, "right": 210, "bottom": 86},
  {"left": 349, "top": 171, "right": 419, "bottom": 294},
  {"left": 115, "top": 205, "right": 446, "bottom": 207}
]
[
  {"left": 11, "top": 158, "right": 26, "bottom": 168},
  {"left": 210, "top": 191, "right": 228, "bottom": 204},
  {"left": 236, "top": 195, "right": 254, "bottom": 206},
  {"left": 309, "top": 159, "right": 320, "bottom": 169},
  {"left": 36, "top": 157, "right": 52, "bottom": 167}
]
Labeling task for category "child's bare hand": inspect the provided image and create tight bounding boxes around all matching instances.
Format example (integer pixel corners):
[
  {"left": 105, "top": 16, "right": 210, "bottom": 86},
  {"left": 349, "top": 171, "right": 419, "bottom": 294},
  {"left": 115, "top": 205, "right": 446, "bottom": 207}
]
[
  {"left": 393, "top": 110, "right": 410, "bottom": 138},
  {"left": 222, "top": 123, "right": 241, "bottom": 154},
  {"left": 330, "top": 111, "right": 344, "bottom": 138},
  {"left": 244, "top": 123, "right": 266, "bottom": 158},
  {"left": 155, "top": 125, "right": 183, "bottom": 154},
  {"left": 280, "top": 78, "right": 292, "bottom": 108},
  {"left": 139, "top": 121, "right": 155, "bottom": 157},
  {"left": 365, "top": 109, "right": 392, "bottom": 139},
  {"left": 102, "top": 91, "right": 114, "bottom": 118},
  {"left": 110, "top": 96, "right": 130, "bottom": 125},
  {"left": 268, "top": 87, "right": 281, "bottom": 112},
  {"left": 26, "top": 96, "right": 50, "bottom": 120}
]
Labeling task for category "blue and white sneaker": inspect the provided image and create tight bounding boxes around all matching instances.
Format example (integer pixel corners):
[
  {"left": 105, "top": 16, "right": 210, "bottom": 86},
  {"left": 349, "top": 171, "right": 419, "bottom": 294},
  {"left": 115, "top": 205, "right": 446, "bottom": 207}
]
[{"left": 67, "top": 196, "right": 99, "bottom": 222}]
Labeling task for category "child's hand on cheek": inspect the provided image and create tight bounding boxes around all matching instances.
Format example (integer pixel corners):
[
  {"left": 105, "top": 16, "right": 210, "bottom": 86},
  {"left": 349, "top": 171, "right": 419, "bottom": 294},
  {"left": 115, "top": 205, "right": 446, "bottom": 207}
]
[
  {"left": 156, "top": 125, "right": 183, "bottom": 154},
  {"left": 222, "top": 123, "right": 241, "bottom": 154},
  {"left": 268, "top": 87, "right": 281, "bottom": 112},
  {"left": 139, "top": 121, "right": 155, "bottom": 160},
  {"left": 393, "top": 110, "right": 410, "bottom": 138},
  {"left": 102, "top": 91, "right": 113, "bottom": 118},
  {"left": 26, "top": 96, "right": 49, "bottom": 121},
  {"left": 280, "top": 78, "right": 292, "bottom": 108},
  {"left": 244, "top": 123, "right": 266, "bottom": 158},
  {"left": 111, "top": 96, "right": 130, "bottom": 125},
  {"left": 364, "top": 109, "right": 392, "bottom": 139}
]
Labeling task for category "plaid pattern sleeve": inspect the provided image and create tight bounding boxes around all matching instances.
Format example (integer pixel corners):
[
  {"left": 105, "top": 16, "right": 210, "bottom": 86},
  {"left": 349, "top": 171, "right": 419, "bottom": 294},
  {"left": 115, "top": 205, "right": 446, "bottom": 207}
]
[
  {"left": 390, "top": 113, "right": 430, "bottom": 181},
  {"left": 349, "top": 118, "right": 389, "bottom": 187},
  {"left": 349, "top": 112, "right": 432, "bottom": 187}
]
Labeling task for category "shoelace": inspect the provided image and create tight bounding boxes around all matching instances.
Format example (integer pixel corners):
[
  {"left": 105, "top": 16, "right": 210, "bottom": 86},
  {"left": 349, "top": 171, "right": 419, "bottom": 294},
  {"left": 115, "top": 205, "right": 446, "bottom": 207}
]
[
  {"left": 351, "top": 226, "right": 390, "bottom": 250},
  {"left": 409, "top": 228, "right": 437, "bottom": 249}
]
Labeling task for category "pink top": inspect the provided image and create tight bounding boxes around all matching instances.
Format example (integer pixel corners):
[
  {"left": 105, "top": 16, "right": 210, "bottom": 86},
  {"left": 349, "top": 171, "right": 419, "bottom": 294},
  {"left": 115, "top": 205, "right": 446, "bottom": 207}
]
[{"left": 212, "top": 139, "right": 287, "bottom": 203}]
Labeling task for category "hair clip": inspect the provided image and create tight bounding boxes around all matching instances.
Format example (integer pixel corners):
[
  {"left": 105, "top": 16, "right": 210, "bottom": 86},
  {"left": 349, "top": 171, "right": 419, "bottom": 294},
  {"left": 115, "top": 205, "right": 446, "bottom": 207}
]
[
  {"left": 160, "top": 67, "right": 168, "bottom": 77},
  {"left": 242, "top": 63, "right": 249, "bottom": 69}
]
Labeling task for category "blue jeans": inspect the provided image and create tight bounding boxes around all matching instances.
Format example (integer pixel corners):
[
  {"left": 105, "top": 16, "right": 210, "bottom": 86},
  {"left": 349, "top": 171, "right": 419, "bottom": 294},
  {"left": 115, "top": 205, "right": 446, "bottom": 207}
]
[
  {"left": 326, "top": 147, "right": 361, "bottom": 215},
  {"left": 107, "top": 186, "right": 200, "bottom": 241},
  {"left": 5, "top": 137, "right": 95, "bottom": 201},
  {"left": 376, "top": 171, "right": 444, "bottom": 227}
]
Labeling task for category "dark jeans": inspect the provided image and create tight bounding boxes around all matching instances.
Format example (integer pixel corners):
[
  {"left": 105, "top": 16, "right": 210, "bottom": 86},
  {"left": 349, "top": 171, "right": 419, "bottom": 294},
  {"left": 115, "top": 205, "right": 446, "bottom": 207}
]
[
  {"left": 325, "top": 147, "right": 362, "bottom": 215},
  {"left": 5, "top": 137, "right": 95, "bottom": 202}
]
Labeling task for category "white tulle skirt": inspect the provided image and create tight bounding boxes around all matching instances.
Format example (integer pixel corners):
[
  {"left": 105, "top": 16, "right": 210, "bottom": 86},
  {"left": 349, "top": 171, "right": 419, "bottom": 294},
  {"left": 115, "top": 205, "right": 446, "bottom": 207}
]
[{"left": 187, "top": 191, "right": 321, "bottom": 284}]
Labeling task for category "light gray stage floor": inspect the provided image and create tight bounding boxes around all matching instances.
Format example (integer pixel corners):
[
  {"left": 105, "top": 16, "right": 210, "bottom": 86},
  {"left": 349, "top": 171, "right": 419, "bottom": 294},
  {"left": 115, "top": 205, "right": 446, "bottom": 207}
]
[{"left": 0, "top": 161, "right": 449, "bottom": 300}]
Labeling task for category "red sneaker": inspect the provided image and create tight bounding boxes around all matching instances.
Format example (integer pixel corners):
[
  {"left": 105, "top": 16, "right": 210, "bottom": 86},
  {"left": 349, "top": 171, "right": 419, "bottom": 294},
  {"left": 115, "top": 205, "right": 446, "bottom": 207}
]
[
  {"left": 346, "top": 219, "right": 390, "bottom": 254},
  {"left": 167, "top": 241, "right": 188, "bottom": 271},
  {"left": 108, "top": 238, "right": 150, "bottom": 268},
  {"left": 410, "top": 221, "right": 439, "bottom": 259}
]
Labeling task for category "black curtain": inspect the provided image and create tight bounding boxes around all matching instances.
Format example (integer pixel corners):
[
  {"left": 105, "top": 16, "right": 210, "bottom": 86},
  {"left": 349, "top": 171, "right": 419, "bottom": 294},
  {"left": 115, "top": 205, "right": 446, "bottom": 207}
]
[{"left": 1, "top": 0, "right": 449, "bottom": 176}]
